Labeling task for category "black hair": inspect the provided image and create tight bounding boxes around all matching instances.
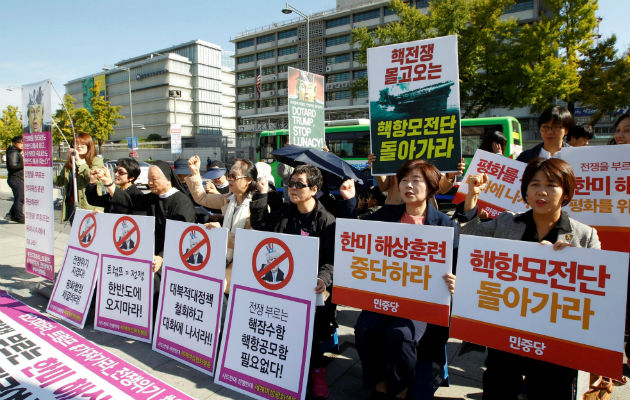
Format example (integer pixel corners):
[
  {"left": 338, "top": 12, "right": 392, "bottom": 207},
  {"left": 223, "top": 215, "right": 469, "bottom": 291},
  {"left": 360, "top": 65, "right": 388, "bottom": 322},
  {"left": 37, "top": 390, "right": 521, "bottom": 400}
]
[
  {"left": 11, "top": 135, "right": 22, "bottom": 144},
  {"left": 116, "top": 158, "right": 141, "bottom": 183},
  {"left": 538, "top": 105, "right": 574, "bottom": 131},
  {"left": 233, "top": 158, "right": 258, "bottom": 195},
  {"left": 613, "top": 112, "right": 630, "bottom": 130},
  {"left": 566, "top": 125, "right": 594, "bottom": 141},
  {"left": 479, "top": 131, "right": 507, "bottom": 153},
  {"left": 521, "top": 158, "right": 576, "bottom": 207},
  {"left": 291, "top": 164, "right": 323, "bottom": 191}
]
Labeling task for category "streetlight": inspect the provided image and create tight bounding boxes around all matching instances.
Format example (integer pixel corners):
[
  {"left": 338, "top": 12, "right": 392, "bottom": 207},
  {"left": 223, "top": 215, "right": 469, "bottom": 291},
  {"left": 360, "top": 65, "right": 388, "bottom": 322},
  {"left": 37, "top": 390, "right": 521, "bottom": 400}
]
[
  {"left": 103, "top": 65, "right": 135, "bottom": 147},
  {"left": 281, "top": 3, "right": 310, "bottom": 72}
]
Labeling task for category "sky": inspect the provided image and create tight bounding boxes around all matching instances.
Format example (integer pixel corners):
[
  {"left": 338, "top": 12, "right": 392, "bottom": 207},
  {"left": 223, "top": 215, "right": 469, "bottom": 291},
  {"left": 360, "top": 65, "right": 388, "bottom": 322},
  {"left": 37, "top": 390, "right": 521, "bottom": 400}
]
[{"left": 1, "top": 0, "right": 627, "bottom": 112}]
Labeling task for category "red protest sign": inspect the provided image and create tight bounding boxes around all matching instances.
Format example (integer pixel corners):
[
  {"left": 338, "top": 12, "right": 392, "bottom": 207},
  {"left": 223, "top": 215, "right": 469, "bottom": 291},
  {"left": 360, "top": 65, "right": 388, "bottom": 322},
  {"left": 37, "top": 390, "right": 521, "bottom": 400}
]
[
  {"left": 251, "top": 238, "right": 294, "bottom": 290},
  {"left": 78, "top": 213, "right": 97, "bottom": 248},
  {"left": 179, "top": 226, "right": 211, "bottom": 271},
  {"left": 112, "top": 216, "right": 140, "bottom": 256}
]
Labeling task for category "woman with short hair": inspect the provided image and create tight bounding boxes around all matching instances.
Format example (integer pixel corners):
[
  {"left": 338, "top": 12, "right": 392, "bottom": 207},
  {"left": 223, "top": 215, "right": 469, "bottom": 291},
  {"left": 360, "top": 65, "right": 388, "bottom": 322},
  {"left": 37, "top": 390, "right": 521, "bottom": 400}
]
[{"left": 86, "top": 157, "right": 143, "bottom": 214}]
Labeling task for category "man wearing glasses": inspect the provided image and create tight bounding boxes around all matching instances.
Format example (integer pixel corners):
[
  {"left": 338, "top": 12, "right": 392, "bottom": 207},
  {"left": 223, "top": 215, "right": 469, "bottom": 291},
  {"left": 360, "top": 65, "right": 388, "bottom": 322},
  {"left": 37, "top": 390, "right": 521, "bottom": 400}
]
[{"left": 517, "top": 105, "right": 574, "bottom": 163}]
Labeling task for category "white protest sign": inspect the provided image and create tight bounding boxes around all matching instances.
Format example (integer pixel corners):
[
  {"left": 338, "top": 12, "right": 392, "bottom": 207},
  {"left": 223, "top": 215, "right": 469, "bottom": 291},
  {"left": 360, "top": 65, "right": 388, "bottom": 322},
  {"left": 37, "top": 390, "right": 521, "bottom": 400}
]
[
  {"left": 94, "top": 213, "right": 155, "bottom": 343},
  {"left": 153, "top": 220, "right": 228, "bottom": 376},
  {"left": 47, "top": 209, "right": 100, "bottom": 328},
  {"left": 333, "top": 218, "right": 454, "bottom": 326},
  {"left": 215, "top": 229, "right": 318, "bottom": 400},
  {"left": 453, "top": 150, "right": 528, "bottom": 217},
  {"left": 451, "top": 235, "right": 628, "bottom": 379}
]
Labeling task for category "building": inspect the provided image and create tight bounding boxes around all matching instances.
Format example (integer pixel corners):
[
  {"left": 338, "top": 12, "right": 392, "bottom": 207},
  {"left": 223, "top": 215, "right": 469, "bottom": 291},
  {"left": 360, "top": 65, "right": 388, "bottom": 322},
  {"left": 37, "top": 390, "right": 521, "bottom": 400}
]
[
  {"left": 231, "top": 0, "right": 584, "bottom": 146},
  {"left": 65, "top": 40, "right": 235, "bottom": 147}
]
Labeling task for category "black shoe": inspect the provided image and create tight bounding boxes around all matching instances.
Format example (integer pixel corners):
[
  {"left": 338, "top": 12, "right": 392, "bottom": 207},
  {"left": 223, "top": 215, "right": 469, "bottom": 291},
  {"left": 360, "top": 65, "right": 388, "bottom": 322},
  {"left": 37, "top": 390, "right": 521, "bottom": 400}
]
[{"left": 4, "top": 214, "right": 23, "bottom": 224}]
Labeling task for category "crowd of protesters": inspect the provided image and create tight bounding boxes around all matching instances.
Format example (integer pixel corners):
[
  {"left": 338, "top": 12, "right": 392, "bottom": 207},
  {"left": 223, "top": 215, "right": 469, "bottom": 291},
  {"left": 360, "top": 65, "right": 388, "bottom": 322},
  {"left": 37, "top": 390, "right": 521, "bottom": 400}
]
[{"left": 3, "top": 105, "right": 628, "bottom": 400}]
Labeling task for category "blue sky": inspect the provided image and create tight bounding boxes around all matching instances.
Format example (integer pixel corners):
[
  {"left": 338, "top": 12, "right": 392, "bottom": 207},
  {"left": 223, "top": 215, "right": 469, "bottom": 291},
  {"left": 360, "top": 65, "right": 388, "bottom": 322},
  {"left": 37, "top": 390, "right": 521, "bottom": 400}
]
[{"left": 1, "top": 0, "right": 627, "bottom": 112}]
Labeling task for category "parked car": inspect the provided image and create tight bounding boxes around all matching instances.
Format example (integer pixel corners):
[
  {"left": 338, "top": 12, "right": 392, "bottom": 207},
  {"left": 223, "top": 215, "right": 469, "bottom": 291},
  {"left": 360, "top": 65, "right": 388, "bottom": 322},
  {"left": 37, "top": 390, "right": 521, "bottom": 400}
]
[{"left": 104, "top": 160, "right": 150, "bottom": 188}]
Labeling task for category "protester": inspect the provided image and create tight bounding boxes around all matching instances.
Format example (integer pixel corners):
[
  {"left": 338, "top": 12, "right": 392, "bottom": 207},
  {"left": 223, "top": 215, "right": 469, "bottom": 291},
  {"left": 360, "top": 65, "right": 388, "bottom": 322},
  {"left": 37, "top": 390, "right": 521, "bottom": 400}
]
[
  {"left": 53, "top": 133, "right": 104, "bottom": 224},
  {"left": 203, "top": 159, "right": 230, "bottom": 194},
  {"left": 86, "top": 158, "right": 143, "bottom": 214},
  {"left": 251, "top": 164, "right": 354, "bottom": 399},
  {"left": 185, "top": 155, "right": 257, "bottom": 293},
  {"left": 566, "top": 124, "right": 594, "bottom": 147},
  {"left": 254, "top": 161, "right": 276, "bottom": 191},
  {"left": 517, "top": 105, "right": 573, "bottom": 163},
  {"left": 5, "top": 135, "right": 24, "bottom": 224},
  {"left": 457, "top": 157, "right": 600, "bottom": 400},
  {"left": 478, "top": 130, "right": 507, "bottom": 154},
  {"left": 612, "top": 112, "right": 630, "bottom": 145},
  {"left": 346, "top": 159, "right": 457, "bottom": 400},
  {"left": 101, "top": 160, "right": 195, "bottom": 273}
]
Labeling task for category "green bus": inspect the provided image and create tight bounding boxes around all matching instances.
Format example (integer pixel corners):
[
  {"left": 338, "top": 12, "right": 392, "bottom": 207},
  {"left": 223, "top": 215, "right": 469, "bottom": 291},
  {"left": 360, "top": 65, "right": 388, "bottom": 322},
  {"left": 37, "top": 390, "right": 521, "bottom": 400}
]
[{"left": 258, "top": 116, "right": 522, "bottom": 186}]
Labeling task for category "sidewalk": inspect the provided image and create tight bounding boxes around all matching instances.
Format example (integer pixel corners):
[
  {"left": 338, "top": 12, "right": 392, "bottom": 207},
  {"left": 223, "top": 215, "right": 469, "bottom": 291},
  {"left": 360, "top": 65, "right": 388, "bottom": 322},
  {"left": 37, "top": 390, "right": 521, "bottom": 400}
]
[{"left": 0, "top": 190, "right": 627, "bottom": 399}]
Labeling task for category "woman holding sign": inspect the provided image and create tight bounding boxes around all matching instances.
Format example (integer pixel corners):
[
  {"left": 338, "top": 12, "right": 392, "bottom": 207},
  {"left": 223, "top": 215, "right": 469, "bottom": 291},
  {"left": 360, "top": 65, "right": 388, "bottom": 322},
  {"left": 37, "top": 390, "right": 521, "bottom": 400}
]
[
  {"left": 350, "top": 159, "right": 457, "bottom": 400},
  {"left": 459, "top": 157, "right": 600, "bottom": 400}
]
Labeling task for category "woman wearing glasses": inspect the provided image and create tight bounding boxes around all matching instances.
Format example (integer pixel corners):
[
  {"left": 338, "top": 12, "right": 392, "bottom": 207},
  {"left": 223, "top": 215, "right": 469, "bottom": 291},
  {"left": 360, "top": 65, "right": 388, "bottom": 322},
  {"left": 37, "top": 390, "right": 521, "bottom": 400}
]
[
  {"left": 86, "top": 158, "right": 143, "bottom": 214},
  {"left": 517, "top": 105, "right": 574, "bottom": 163},
  {"left": 185, "top": 155, "right": 258, "bottom": 293}
]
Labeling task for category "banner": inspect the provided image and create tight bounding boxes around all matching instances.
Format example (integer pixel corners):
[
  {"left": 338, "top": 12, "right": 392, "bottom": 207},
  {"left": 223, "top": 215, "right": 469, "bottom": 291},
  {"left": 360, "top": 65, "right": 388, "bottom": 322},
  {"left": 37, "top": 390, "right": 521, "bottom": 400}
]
[
  {"left": 453, "top": 150, "right": 528, "bottom": 218},
  {"left": 94, "top": 213, "right": 155, "bottom": 343},
  {"left": 47, "top": 209, "right": 100, "bottom": 328},
  {"left": 287, "top": 67, "right": 325, "bottom": 149},
  {"left": 0, "top": 291, "right": 194, "bottom": 400},
  {"left": 21, "top": 79, "right": 54, "bottom": 281},
  {"left": 215, "top": 229, "right": 318, "bottom": 400},
  {"left": 368, "top": 35, "right": 461, "bottom": 175},
  {"left": 451, "top": 235, "right": 628, "bottom": 379},
  {"left": 562, "top": 145, "right": 630, "bottom": 252},
  {"left": 333, "top": 218, "right": 454, "bottom": 326},
  {"left": 153, "top": 220, "right": 228, "bottom": 376},
  {"left": 171, "top": 124, "right": 182, "bottom": 154}
]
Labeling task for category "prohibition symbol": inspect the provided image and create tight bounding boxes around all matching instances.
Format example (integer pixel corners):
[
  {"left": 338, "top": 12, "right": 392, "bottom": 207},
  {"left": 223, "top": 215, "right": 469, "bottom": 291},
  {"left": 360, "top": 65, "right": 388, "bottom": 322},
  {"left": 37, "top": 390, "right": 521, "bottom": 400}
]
[
  {"left": 252, "top": 238, "right": 294, "bottom": 290},
  {"left": 78, "top": 213, "right": 97, "bottom": 248},
  {"left": 112, "top": 216, "right": 140, "bottom": 256},
  {"left": 179, "top": 226, "right": 211, "bottom": 271}
]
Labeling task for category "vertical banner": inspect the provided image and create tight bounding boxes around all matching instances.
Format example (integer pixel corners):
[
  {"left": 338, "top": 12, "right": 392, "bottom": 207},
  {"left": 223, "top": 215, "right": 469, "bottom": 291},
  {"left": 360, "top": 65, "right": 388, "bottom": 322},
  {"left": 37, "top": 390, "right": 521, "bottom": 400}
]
[
  {"left": 94, "top": 213, "right": 155, "bottom": 343},
  {"left": 21, "top": 79, "right": 54, "bottom": 281},
  {"left": 215, "top": 229, "right": 318, "bottom": 400},
  {"left": 82, "top": 77, "right": 95, "bottom": 113},
  {"left": 451, "top": 235, "right": 628, "bottom": 379},
  {"left": 368, "top": 35, "right": 461, "bottom": 175},
  {"left": 333, "top": 218, "right": 454, "bottom": 326},
  {"left": 153, "top": 220, "right": 228, "bottom": 376},
  {"left": 171, "top": 123, "right": 182, "bottom": 154},
  {"left": 94, "top": 74, "right": 107, "bottom": 97},
  {"left": 47, "top": 209, "right": 100, "bottom": 328},
  {"left": 287, "top": 67, "right": 325, "bottom": 149}
]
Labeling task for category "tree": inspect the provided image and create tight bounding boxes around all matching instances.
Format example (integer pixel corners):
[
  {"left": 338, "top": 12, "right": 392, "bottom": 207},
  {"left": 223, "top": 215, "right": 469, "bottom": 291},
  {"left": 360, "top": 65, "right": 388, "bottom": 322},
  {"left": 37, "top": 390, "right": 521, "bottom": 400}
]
[
  {"left": 0, "top": 106, "right": 24, "bottom": 148},
  {"left": 351, "top": 0, "right": 522, "bottom": 117}
]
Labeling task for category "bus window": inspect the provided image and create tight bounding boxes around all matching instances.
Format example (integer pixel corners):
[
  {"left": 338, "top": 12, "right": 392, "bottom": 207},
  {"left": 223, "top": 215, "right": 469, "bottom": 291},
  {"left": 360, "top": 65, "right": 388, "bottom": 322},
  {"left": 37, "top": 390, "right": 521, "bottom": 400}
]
[
  {"left": 511, "top": 120, "right": 522, "bottom": 145},
  {"left": 325, "top": 130, "right": 370, "bottom": 158},
  {"left": 461, "top": 124, "right": 503, "bottom": 158},
  {"left": 260, "top": 136, "right": 278, "bottom": 162}
]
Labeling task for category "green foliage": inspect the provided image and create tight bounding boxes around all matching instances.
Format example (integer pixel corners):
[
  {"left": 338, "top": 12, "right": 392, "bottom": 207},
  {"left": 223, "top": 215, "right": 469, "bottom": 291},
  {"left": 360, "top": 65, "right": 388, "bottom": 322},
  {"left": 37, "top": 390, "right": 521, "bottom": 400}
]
[
  {"left": 145, "top": 133, "right": 162, "bottom": 142},
  {"left": 88, "top": 80, "right": 124, "bottom": 147},
  {"left": 0, "top": 106, "right": 24, "bottom": 148}
]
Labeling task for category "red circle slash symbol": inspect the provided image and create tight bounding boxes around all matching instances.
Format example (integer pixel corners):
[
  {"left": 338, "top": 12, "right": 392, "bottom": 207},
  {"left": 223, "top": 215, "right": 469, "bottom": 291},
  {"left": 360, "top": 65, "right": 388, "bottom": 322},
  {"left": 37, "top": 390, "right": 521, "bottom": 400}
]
[
  {"left": 112, "top": 216, "right": 140, "bottom": 256},
  {"left": 252, "top": 238, "right": 294, "bottom": 290},
  {"left": 78, "top": 213, "right": 97, "bottom": 248},
  {"left": 179, "top": 226, "right": 211, "bottom": 271}
]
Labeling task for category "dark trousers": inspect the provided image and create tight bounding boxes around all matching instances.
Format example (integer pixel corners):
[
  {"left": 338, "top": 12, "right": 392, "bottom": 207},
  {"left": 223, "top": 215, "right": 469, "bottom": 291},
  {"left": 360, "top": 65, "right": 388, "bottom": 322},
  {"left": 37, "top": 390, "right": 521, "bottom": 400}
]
[
  {"left": 355, "top": 311, "right": 427, "bottom": 397},
  {"left": 482, "top": 348, "right": 576, "bottom": 400},
  {"left": 8, "top": 177, "right": 24, "bottom": 223}
]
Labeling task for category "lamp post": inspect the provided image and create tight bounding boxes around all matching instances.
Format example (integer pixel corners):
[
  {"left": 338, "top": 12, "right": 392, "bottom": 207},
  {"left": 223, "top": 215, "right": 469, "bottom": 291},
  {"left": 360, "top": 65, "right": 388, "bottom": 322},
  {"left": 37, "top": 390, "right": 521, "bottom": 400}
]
[
  {"left": 103, "top": 65, "right": 135, "bottom": 147},
  {"left": 281, "top": 3, "right": 310, "bottom": 72}
]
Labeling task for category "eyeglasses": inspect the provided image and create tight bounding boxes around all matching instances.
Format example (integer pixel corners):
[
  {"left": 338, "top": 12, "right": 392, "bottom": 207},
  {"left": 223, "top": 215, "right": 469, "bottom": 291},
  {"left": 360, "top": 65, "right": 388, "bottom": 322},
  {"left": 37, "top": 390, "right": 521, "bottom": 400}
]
[
  {"left": 540, "top": 124, "right": 565, "bottom": 133},
  {"left": 115, "top": 169, "right": 128, "bottom": 175},
  {"left": 287, "top": 180, "right": 310, "bottom": 189},
  {"left": 226, "top": 173, "right": 247, "bottom": 180}
]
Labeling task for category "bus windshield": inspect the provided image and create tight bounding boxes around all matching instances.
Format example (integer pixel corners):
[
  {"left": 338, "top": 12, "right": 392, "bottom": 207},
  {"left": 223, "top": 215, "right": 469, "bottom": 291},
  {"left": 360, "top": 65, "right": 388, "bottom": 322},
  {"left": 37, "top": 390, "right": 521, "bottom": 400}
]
[
  {"left": 326, "top": 130, "right": 370, "bottom": 159},
  {"left": 260, "top": 135, "right": 279, "bottom": 161}
]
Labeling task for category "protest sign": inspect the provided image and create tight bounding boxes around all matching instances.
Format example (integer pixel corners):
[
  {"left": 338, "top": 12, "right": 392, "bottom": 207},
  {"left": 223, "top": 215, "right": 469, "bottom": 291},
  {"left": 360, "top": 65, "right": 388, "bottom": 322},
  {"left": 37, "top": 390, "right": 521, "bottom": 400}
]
[
  {"left": 453, "top": 150, "right": 528, "bottom": 218},
  {"left": 153, "top": 220, "right": 228, "bottom": 376},
  {"left": 0, "top": 291, "right": 195, "bottom": 400},
  {"left": 287, "top": 67, "right": 325, "bottom": 149},
  {"left": 22, "top": 80, "right": 55, "bottom": 280},
  {"left": 562, "top": 144, "right": 630, "bottom": 252},
  {"left": 451, "top": 235, "right": 628, "bottom": 379},
  {"left": 94, "top": 213, "right": 155, "bottom": 342},
  {"left": 333, "top": 218, "right": 454, "bottom": 326},
  {"left": 368, "top": 35, "right": 461, "bottom": 175},
  {"left": 47, "top": 209, "right": 100, "bottom": 328},
  {"left": 215, "top": 229, "right": 318, "bottom": 400}
]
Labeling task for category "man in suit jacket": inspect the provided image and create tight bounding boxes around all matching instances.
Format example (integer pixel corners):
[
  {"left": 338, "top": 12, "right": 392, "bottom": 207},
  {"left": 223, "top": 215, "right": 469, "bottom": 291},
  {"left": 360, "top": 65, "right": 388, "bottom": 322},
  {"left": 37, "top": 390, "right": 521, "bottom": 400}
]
[
  {"left": 517, "top": 105, "right": 573, "bottom": 164},
  {"left": 262, "top": 266, "right": 285, "bottom": 283}
]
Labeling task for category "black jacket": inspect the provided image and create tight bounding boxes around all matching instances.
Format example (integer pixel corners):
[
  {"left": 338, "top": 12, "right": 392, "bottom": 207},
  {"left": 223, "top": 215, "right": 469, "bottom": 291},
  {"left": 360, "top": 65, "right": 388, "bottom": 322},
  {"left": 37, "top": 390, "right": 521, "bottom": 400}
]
[
  {"left": 249, "top": 191, "right": 336, "bottom": 287},
  {"left": 86, "top": 183, "right": 144, "bottom": 215},
  {"left": 516, "top": 142, "right": 570, "bottom": 164},
  {"left": 6, "top": 145, "right": 23, "bottom": 180}
]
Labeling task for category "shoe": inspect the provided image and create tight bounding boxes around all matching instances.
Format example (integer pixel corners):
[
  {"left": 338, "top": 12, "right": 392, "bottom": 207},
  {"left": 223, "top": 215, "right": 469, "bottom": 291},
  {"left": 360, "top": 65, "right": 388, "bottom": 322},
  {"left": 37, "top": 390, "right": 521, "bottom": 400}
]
[
  {"left": 310, "top": 367, "right": 329, "bottom": 399},
  {"left": 4, "top": 214, "right": 24, "bottom": 224}
]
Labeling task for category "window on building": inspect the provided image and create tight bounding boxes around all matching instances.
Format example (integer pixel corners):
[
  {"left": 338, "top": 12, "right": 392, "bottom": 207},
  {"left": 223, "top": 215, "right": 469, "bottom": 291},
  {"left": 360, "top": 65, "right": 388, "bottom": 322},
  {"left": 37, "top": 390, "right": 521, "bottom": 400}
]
[
  {"left": 506, "top": 0, "right": 534, "bottom": 13},
  {"left": 261, "top": 99, "right": 276, "bottom": 107},
  {"left": 278, "top": 62, "right": 298, "bottom": 73},
  {"left": 237, "top": 70, "right": 256, "bottom": 80},
  {"left": 354, "top": 70, "right": 367, "bottom": 79},
  {"left": 326, "top": 34, "right": 351, "bottom": 47},
  {"left": 326, "top": 53, "right": 351, "bottom": 65},
  {"left": 278, "top": 28, "right": 298, "bottom": 39},
  {"left": 261, "top": 82, "right": 275, "bottom": 91},
  {"left": 257, "top": 33, "right": 276, "bottom": 44},
  {"left": 384, "top": 6, "right": 396, "bottom": 16},
  {"left": 326, "top": 15, "right": 351, "bottom": 29},
  {"left": 237, "top": 86, "right": 255, "bottom": 95},
  {"left": 278, "top": 97, "right": 288, "bottom": 106},
  {"left": 354, "top": 89, "right": 368, "bottom": 98},
  {"left": 415, "top": 1, "right": 429, "bottom": 8},
  {"left": 326, "top": 90, "right": 351, "bottom": 101},
  {"left": 262, "top": 66, "right": 276, "bottom": 75},
  {"left": 327, "top": 71, "right": 351, "bottom": 83},
  {"left": 257, "top": 50, "right": 275, "bottom": 60},
  {"left": 237, "top": 54, "right": 255, "bottom": 64},
  {"left": 353, "top": 9, "right": 380, "bottom": 23},
  {"left": 277, "top": 80, "right": 288, "bottom": 90},
  {"left": 238, "top": 102, "right": 254, "bottom": 110},
  {"left": 278, "top": 46, "right": 298, "bottom": 56},
  {"left": 237, "top": 39, "right": 255, "bottom": 49}
]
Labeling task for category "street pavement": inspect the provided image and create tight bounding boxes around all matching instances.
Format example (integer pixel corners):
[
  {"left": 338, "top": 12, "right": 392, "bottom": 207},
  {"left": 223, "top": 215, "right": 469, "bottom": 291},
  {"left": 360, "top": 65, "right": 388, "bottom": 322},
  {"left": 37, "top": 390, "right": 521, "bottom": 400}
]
[{"left": 0, "top": 187, "right": 628, "bottom": 400}]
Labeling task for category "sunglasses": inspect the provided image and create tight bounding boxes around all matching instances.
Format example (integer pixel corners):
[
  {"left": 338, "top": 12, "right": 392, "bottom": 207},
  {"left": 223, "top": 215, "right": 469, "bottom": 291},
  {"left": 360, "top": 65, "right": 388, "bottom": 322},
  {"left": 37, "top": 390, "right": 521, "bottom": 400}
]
[
  {"left": 115, "top": 169, "right": 128, "bottom": 175},
  {"left": 226, "top": 173, "right": 247, "bottom": 180},
  {"left": 287, "top": 180, "right": 310, "bottom": 189}
]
